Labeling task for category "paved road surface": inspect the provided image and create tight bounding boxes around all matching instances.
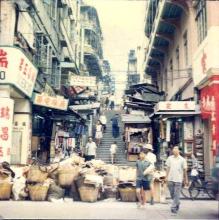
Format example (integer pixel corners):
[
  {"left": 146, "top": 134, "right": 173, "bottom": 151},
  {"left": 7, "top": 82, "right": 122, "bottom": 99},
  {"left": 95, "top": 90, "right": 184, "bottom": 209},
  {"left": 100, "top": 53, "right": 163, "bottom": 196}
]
[{"left": 0, "top": 200, "right": 218, "bottom": 219}]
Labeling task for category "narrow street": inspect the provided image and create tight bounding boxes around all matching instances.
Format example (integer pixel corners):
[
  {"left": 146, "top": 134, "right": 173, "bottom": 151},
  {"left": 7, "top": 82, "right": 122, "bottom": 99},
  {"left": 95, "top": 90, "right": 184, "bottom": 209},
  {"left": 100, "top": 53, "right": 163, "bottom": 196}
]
[
  {"left": 0, "top": 0, "right": 219, "bottom": 219},
  {"left": 0, "top": 200, "right": 218, "bottom": 220}
]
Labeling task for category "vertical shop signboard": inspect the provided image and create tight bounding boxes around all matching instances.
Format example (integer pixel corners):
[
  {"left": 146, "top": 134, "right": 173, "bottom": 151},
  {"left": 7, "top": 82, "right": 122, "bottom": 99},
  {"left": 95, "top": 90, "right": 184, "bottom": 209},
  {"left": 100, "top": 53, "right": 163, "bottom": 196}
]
[
  {"left": 0, "top": 98, "right": 14, "bottom": 163},
  {"left": 201, "top": 82, "right": 219, "bottom": 156}
]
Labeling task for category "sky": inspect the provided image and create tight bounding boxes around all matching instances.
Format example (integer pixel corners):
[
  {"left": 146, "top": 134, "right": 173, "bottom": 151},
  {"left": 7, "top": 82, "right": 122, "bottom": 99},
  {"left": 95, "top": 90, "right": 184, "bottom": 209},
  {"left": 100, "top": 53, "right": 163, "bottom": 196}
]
[{"left": 85, "top": 0, "right": 147, "bottom": 98}]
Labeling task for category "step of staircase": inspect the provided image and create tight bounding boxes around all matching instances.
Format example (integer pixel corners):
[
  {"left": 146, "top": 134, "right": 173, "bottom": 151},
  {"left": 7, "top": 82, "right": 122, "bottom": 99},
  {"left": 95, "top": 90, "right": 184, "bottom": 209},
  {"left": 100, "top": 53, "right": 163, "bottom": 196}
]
[{"left": 95, "top": 110, "right": 133, "bottom": 166}]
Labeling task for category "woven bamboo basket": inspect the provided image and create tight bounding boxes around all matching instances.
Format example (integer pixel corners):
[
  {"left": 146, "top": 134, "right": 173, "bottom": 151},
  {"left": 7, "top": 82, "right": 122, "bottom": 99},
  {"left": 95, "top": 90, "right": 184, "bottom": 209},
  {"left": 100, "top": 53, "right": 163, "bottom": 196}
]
[
  {"left": 28, "top": 184, "right": 49, "bottom": 201},
  {"left": 79, "top": 186, "right": 99, "bottom": 202},
  {"left": 27, "top": 166, "right": 48, "bottom": 183},
  {"left": 0, "top": 182, "right": 12, "bottom": 200},
  {"left": 58, "top": 168, "right": 79, "bottom": 187},
  {"left": 119, "top": 187, "right": 137, "bottom": 202}
]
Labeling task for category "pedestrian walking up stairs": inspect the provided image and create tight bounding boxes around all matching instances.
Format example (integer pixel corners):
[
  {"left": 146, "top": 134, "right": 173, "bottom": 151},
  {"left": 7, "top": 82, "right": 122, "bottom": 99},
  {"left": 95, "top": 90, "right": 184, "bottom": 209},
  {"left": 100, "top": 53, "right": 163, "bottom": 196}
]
[{"left": 96, "top": 110, "right": 135, "bottom": 166}]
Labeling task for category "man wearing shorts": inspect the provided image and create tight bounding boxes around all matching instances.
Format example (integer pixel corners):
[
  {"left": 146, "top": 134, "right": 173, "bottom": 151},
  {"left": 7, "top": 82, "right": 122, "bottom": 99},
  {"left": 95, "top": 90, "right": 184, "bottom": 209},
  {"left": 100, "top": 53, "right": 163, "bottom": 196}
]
[{"left": 136, "top": 152, "right": 153, "bottom": 208}]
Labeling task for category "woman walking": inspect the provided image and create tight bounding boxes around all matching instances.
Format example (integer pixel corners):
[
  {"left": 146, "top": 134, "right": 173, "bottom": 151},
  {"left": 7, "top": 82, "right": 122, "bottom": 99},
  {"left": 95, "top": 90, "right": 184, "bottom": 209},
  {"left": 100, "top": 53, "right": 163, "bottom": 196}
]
[{"left": 95, "top": 120, "right": 103, "bottom": 147}]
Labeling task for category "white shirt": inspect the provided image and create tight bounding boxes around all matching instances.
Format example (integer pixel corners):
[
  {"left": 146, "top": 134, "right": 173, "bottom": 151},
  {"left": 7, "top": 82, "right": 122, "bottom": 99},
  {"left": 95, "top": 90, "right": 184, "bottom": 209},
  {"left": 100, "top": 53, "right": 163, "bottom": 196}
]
[
  {"left": 145, "top": 152, "right": 157, "bottom": 166},
  {"left": 99, "top": 115, "right": 107, "bottom": 125},
  {"left": 166, "top": 155, "right": 187, "bottom": 183},
  {"left": 86, "top": 142, "right": 97, "bottom": 156},
  {"left": 109, "top": 95, "right": 115, "bottom": 102},
  {"left": 96, "top": 124, "right": 102, "bottom": 132},
  {"left": 110, "top": 144, "right": 117, "bottom": 154}
]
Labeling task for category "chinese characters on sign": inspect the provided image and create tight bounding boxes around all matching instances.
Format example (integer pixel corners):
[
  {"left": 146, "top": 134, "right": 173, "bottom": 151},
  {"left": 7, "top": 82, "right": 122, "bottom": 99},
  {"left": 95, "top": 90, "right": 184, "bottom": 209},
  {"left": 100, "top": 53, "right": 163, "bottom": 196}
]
[
  {"left": 33, "top": 93, "right": 69, "bottom": 111},
  {"left": 0, "top": 47, "right": 38, "bottom": 97},
  {"left": 70, "top": 75, "right": 97, "bottom": 87},
  {"left": 156, "top": 101, "right": 196, "bottom": 111},
  {"left": 0, "top": 98, "right": 14, "bottom": 163},
  {"left": 201, "top": 84, "right": 219, "bottom": 156}
]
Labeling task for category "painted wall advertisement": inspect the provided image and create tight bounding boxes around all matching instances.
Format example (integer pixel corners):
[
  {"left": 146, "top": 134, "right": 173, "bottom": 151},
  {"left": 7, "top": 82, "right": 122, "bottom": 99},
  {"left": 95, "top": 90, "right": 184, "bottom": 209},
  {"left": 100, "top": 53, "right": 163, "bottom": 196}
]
[
  {"left": 0, "top": 98, "right": 14, "bottom": 163},
  {"left": 0, "top": 46, "right": 38, "bottom": 97}
]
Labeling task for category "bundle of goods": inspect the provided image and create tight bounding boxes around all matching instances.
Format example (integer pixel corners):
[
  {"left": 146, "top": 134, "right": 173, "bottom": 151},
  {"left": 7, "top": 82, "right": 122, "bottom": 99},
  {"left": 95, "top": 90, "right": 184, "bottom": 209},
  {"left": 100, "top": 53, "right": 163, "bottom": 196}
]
[
  {"left": 118, "top": 166, "right": 136, "bottom": 183},
  {"left": 0, "top": 162, "right": 15, "bottom": 200},
  {"left": 27, "top": 165, "right": 48, "bottom": 183},
  {"left": 117, "top": 167, "right": 137, "bottom": 202},
  {"left": 76, "top": 167, "right": 103, "bottom": 202},
  {"left": 47, "top": 180, "right": 65, "bottom": 202},
  {"left": 26, "top": 165, "right": 51, "bottom": 201},
  {"left": 58, "top": 164, "right": 80, "bottom": 187}
]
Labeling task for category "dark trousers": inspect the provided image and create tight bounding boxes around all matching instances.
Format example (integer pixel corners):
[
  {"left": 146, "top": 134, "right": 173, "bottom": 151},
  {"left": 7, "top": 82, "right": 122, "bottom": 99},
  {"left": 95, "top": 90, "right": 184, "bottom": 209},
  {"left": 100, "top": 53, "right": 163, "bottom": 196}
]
[{"left": 112, "top": 125, "right": 119, "bottom": 138}]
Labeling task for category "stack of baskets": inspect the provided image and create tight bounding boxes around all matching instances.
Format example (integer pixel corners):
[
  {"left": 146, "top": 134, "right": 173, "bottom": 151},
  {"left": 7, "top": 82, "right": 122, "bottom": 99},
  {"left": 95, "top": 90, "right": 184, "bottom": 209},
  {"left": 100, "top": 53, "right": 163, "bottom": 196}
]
[{"left": 27, "top": 165, "right": 49, "bottom": 201}]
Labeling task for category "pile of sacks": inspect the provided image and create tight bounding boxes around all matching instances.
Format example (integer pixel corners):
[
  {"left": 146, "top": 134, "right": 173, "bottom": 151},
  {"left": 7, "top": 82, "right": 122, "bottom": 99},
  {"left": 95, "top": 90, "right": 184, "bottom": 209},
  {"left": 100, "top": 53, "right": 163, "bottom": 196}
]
[{"left": 0, "top": 154, "right": 166, "bottom": 203}]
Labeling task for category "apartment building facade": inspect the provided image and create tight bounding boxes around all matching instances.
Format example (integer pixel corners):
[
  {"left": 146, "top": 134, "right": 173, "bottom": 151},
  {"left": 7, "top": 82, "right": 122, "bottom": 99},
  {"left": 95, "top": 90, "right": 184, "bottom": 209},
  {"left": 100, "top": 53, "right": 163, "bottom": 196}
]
[
  {"left": 0, "top": 0, "right": 104, "bottom": 164},
  {"left": 144, "top": 0, "right": 219, "bottom": 176},
  {"left": 79, "top": 2, "right": 103, "bottom": 77}
]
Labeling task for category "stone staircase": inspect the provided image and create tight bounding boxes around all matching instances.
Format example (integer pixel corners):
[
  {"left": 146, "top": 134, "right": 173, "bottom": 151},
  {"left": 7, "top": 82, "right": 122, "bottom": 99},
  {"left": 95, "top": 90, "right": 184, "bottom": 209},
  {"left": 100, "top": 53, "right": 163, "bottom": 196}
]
[{"left": 96, "top": 110, "right": 135, "bottom": 166}]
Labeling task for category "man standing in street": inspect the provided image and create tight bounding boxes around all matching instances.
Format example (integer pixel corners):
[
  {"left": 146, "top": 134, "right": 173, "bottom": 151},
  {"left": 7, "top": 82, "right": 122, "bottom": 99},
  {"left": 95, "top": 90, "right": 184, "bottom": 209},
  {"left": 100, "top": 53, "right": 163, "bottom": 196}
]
[
  {"left": 111, "top": 114, "right": 119, "bottom": 138},
  {"left": 143, "top": 143, "right": 157, "bottom": 205},
  {"left": 85, "top": 137, "right": 97, "bottom": 161},
  {"left": 136, "top": 151, "right": 154, "bottom": 209},
  {"left": 166, "top": 146, "right": 188, "bottom": 214}
]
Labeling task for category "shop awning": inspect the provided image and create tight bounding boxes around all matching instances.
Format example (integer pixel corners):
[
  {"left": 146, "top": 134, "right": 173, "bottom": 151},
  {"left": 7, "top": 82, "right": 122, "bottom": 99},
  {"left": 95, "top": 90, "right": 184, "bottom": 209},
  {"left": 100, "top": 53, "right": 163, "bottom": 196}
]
[
  {"left": 152, "top": 110, "right": 201, "bottom": 118},
  {"left": 69, "top": 102, "right": 100, "bottom": 111},
  {"left": 121, "top": 114, "right": 151, "bottom": 124}
]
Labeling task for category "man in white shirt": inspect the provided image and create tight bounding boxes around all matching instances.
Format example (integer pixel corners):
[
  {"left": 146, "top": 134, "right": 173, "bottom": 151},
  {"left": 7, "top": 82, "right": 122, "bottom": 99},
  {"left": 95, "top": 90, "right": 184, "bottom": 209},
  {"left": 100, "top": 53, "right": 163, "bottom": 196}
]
[
  {"left": 143, "top": 143, "right": 157, "bottom": 205},
  {"left": 85, "top": 137, "right": 97, "bottom": 161},
  {"left": 110, "top": 141, "right": 117, "bottom": 164},
  {"left": 166, "top": 146, "right": 188, "bottom": 214}
]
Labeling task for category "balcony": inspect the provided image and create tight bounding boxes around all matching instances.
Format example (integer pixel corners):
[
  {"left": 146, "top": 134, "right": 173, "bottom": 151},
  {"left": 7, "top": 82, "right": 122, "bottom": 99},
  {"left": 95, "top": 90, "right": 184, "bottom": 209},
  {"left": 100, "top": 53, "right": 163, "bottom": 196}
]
[
  {"left": 81, "top": 20, "right": 100, "bottom": 35},
  {"left": 84, "top": 44, "right": 98, "bottom": 56},
  {"left": 144, "top": 0, "right": 190, "bottom": 75}
]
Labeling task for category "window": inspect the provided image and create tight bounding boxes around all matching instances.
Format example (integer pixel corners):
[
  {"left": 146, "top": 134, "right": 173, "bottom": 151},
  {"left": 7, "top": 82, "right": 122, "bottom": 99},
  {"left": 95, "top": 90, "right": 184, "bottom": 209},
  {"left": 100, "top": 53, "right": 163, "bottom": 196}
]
[
  {"left": 183, "top": 31, "right": 188, "bottom": 66},
  {"left": 196, "top": 0, "right": 207, "bottom": 44},
  {"left": 169, "top": 59, "right": 173, "bottom": 86},
  {"left": 176, "top": 46, "right": 180, "bottom": 77}
]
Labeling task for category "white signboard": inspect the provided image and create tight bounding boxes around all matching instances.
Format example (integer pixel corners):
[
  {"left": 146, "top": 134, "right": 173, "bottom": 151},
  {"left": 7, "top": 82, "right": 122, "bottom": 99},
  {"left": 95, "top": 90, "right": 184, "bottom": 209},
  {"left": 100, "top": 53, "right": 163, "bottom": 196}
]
[
  {"left": 33, "top": 93, "right": 69, "bottom": 111},
  {"left": 0, "top": 98, "right": 14, "bottom": 163},
  {"left": 192, "top": 27, "right": 219, "bottom": 87},
  {"left": 155, "top": 101, "right": 196, "bottom": 111},
  {"left": 70, "top": 75, "right": 96, "bottom": 87},
  {"left": 70, "top": 102, "right": 100, "bottom": 111},
  {"left": 0, "top": 46, "right": 38, "bottom": 97}
]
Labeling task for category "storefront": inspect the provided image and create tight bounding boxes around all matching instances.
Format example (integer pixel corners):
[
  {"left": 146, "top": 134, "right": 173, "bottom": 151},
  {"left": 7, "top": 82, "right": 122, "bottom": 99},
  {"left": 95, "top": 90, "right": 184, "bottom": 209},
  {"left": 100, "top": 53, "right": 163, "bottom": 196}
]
[
  {"left": 121, "top": 113, "right": 151, "bottom": 161},
  {"left": 153, "top": 101, "right": 202, "bottom": 172},
  {"left": 0, "top": 46, "right": 38, "bottom": 164},
  {"left": 192, "top": 27, "right": 219, "bottom": 176},
  {"left": 31, "top": 92, "right": 87, "bottom": 163}
]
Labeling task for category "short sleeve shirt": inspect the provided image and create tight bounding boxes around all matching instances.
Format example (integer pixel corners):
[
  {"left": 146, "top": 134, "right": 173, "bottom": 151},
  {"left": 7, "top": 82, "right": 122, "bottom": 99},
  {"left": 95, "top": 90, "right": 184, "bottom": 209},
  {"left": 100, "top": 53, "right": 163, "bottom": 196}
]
[
  {"left": 166, "top": 155, "right": 187, "bottom": 183},
  {"left": 86, "top": 142, "right": 97, "bottom": 156},
  {"left": 145, "top": 152, "right": 157, "bottom": 166},
  {"left": 136, "top": 160, "right": 151, "bottom": 181}
]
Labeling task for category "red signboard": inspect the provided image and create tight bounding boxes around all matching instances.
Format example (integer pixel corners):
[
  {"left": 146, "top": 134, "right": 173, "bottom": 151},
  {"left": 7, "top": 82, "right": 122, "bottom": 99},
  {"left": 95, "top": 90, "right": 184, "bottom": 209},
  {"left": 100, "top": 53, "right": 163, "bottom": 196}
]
[{"left": 201, "top": 80, "right": 219, "bottom": 156}]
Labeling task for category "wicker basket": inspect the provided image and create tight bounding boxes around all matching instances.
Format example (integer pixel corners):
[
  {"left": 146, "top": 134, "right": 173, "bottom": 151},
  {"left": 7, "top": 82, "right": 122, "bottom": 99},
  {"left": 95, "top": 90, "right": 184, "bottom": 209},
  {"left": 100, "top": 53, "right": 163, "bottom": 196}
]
[
  {"left": 79, "top": 186, "right": 98, "bottom": 202},
  {"left": 119, "top": 187, "right": 137, "bottom": 202},
  {"left": 27, "top": 166, "right": 48, "bottom": 183},
  {"left": 0, "top": 182, "right": 12, "bottom": 200},
  {"left": 58, "top": 168, "right": 79, "bottom": 187},
  {"left": 28, "top": 184, "right": 49, "bottom": 201}
]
